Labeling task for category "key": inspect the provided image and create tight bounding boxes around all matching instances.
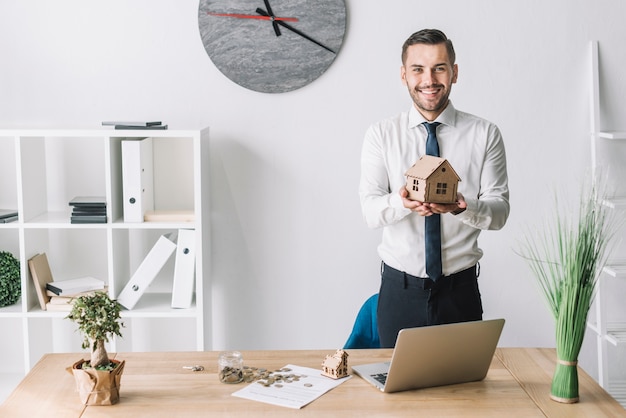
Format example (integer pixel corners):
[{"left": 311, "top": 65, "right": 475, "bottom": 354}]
[{"left": 183, "top": 365, "right": 204, "bottom": 371}]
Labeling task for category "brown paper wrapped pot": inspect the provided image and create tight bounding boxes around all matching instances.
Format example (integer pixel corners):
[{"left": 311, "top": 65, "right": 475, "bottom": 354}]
[{"left": 68, "top": 358, "right": 125, "bottom": 405}]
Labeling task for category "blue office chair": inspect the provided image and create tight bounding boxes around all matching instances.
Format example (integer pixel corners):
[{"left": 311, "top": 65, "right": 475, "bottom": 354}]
[{"left": 344, "top": 294, "right": 380, "bottom": 349}]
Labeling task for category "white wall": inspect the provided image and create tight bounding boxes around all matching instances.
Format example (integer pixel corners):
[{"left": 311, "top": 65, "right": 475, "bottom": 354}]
[{"left": 2, "top": 0, "right": 625, "bottom": 371}]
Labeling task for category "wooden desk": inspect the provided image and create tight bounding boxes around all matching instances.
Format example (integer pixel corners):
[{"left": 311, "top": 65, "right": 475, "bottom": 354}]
[{"left": 1, "top": 348, "right": 624, "bottom": 417}]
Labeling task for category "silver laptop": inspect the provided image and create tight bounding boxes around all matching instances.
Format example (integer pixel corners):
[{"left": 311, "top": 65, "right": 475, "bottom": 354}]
[{"left": 352, "top": 318, "right": 505, "bottom": 393}]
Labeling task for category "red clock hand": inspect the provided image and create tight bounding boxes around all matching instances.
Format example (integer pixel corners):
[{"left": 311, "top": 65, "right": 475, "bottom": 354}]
[{"left": 207, "top": 12, "right": 298, "bottom": 23}]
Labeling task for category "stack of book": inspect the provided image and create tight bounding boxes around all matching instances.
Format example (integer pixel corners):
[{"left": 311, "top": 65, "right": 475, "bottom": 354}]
[
  {"left": 0, "top": 209, "right": 18, "bottom": 223},
  {"left": 69, "top": 196, "right": 107, "bottom": 224},
  {"left": 46, "top": 287, "right": 109, "bottom": 312},
  {"left": 28, "top": 252, "right": 107, "bottom": 312},
  {"left": 102, "top": 121, "right": 168, "bottom": 130},
  {"left": 46, "top": 276, "right": 106, "bottom": 296}
]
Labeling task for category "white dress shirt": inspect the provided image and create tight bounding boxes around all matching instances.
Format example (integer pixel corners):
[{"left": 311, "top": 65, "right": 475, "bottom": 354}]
[{"left": 359, "top": 102, "right": 510, "bottom": 277}]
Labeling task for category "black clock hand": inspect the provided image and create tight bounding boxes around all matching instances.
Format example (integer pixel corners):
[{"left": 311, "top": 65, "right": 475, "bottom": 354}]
[
  {"left": 256, "top": 8, "right": 336, "bottom": 53},
  {"left": 263, "top": 0, "right": 281, "bottom": 37}
]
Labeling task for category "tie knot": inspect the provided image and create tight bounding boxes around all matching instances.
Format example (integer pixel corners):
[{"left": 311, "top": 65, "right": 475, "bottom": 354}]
[{"left": 423, "top": 122, "right": 441, "bottom": 135}]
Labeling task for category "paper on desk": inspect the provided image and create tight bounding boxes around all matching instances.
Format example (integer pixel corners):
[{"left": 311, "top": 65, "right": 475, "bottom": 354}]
[{"left": 231, "top": 364, "right": 351, "bottom": 409}]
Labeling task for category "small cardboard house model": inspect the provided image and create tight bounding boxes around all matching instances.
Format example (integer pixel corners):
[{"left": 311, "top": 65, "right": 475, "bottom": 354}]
[
  {"left": 405, "top": 155, "right": 461, "bottom": 204},
  {"left": 321, "top": 349, "right": 349, "bottom": 379}
]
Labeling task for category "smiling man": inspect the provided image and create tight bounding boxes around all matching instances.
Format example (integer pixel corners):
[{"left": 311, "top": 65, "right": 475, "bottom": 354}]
[{"left": 359, "top": 29, "right": 510, "bottom": 348}]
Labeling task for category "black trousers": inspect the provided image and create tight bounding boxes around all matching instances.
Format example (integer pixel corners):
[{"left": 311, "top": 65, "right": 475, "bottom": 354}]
[{"left": 377, "top": 263, "right": 483, "bottom": 348}]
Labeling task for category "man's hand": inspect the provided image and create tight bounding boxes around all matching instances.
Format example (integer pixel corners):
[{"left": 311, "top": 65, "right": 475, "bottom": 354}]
[{"left": 400, "top": 188, "right": 467, "bottom": 216}]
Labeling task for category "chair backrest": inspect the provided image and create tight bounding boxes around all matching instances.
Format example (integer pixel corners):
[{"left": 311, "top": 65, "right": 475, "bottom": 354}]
[{"left": 343, "top": 294, "right": 380, "bottom": 349}]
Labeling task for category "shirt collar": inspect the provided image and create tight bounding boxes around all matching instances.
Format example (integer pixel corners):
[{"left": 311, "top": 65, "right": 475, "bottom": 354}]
[{"left": 408, "top": 101, "right": 457, "bottom": 129}]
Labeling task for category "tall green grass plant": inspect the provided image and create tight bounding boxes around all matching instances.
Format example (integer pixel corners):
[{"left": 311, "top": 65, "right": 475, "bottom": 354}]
[{"left": 518, "top": 184, "right": 616, "bottom": 403}]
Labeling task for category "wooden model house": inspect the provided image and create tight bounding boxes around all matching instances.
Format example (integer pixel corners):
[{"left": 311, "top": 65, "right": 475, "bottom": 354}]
[
  {"left": 404, "top": 155, "right": 461, "bottom": 204},
  {"left": 321, "top": 349, "right": 349, "bottom": 379}
]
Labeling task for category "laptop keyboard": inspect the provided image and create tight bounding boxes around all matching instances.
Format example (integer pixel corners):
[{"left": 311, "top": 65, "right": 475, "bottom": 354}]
[{"left": 372, "top": 373, "right": 388, "bottom": 385}]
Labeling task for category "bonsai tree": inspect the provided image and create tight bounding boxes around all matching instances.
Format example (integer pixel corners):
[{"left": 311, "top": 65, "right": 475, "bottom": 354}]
[{"left": 66, "top": 291, "right": 123, "bottom": 369}]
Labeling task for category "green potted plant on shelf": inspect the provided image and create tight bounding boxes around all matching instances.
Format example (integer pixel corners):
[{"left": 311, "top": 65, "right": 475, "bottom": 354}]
[
  {"left": 0, "top": 251, "right": 20, "bottom": 308},
  {"left": 517, "top": 182, "right": 616, "bottom": 403},
  {"left": 66, "top": 291, "right": 125, "bottom": 405}
]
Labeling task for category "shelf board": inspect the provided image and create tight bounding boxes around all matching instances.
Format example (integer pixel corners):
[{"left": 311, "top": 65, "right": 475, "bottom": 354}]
[
  {"left": 23, "top": 293, "right": 197, "bottom": 319},
  {"left": 602, "top": 197, "right": 626, "bottom": 209},
  {"left": 586, "top": 322, "right": 626, "bottom": 346},
  {"left": 20, "top": 213, "right": 197, "bottom": 230},
  {"left": 0, "top": 128, "right": 204, "bottom": 138},
  {"left": 599, "top": 131, "right": 626, "bottom": 140},
  {"left": 605, "top": 324, "right": 626, "bottom": 346},
  {"left": 110, "top": 219, "right": 197, "bottom": 230},
  {"left": 608, "top": 380, "right": 626, "bottom": 409},
  {"left": 120, "top": 293, "right": 197, "bottom": 318},
  {"left": 603, "top": 262, "right": 626, "bottom": 278},
  {"left": 587, "top": 321, "right": 600, "bottom": 336},
  {"left": 0, "top": 301, "right": 24, "bottom": 317},
  {"left": 23, "top": 211, "right": 108, "bottom": 229}
]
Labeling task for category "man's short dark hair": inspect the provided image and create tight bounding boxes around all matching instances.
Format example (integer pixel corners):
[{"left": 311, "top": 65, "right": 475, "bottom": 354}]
[{"left": 401, "top": 29, "right": 456, "bottom": 65}]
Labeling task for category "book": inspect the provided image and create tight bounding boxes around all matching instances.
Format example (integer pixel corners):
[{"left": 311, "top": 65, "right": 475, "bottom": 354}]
[
  {"left": 116, "top": 233, "right": 177, "bottom": 309},
  {"left": 122, "top": 138, "right": 154, "bottom": 222},
  {"left": 28, "top": 253, "right": 54, "bottom": 310},
  {"left": 0, "top": 209, "right": 18, "bottom": 219},
  {"left": 68, "top": 196, "right": 106, "bottom": 207},
  {"left": 171, "top": 229, "right": 196, "bottom": 309},
  {"left": 45, "top": 302, "right": 74, "bottom": 312},
  {"left": 45, "top": 296, "right": 76, "bottom": 312},
  {"left": 0, "top": 215, "right": 18, "bottom": 223},
  {"left": 70, "top": 215, "right": 108, "bottom": 223},
  {"left": 72, "top": 206, "right": 107, "bottom": 214},
  {"left": 46, "top": 276, "right": 105, "bottom": 296},
  {"left": 102, "top": 121, "right": 162, "bottom": 127},
  {"left": 46, "top": 286, "right": 109, "bottom": 298},
  {"left": 144, "top": 210, "right": 195, "bottom": 222},
  {"left": 115, "top": 124, "right": 168, "bottom": 130}
]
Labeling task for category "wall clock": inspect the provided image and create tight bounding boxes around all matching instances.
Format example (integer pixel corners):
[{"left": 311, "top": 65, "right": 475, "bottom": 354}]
[{"left": 198, "top": 0, "right": 347, "bottom": 93}]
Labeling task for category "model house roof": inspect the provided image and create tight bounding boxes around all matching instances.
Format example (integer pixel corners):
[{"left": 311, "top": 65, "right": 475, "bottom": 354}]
[{"left": 405, "top": 155, "right": 461, "bottom": 181}]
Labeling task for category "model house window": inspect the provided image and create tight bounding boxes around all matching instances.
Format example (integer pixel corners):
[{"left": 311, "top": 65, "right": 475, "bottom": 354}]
[
  {"left": 412, "top": 179, "right": 419, "bottom": 191},
  {"left": 436, "top": 182, "right": 447, "bottom": 195}
]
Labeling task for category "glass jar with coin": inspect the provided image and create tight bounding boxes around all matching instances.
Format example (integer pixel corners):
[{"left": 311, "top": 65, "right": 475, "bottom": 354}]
[{"left": 218, "top": 351, "right": 244, "bottom": 384}]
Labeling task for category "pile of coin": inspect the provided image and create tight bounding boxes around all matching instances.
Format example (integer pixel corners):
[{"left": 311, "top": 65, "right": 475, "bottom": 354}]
[
  {"left": 242, "top": 366, "right": 312, "bottom": 388},
  {"left": 219, "top": 366, "right": 244, "bottom": 384}
]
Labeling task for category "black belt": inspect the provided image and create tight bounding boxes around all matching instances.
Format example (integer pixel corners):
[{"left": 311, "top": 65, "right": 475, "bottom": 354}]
[{"left": 382, "top": 262, "right": 479, "bottom": 289}]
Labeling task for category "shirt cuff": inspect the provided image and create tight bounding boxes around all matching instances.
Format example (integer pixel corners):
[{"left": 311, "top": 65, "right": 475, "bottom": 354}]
[{"left": 452, "top": 197, "right": 475, "bottom": 219}]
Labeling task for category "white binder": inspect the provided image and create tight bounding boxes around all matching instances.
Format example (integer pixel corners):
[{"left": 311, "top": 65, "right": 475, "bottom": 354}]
[
  {"left": 117, "top": 233, "right": 176, "bottom": 309},
  {"left": 121, "top": 137, "right": 154, "bottom": 222},
  {"left": 171, "top": 229, "right": 196, "bottom": 308}
]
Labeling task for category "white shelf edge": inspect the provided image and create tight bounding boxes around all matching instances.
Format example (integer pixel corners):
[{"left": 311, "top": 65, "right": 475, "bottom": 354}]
[
  {"left": 587, "top": 321, "right": 600, "bottom": 336},
  {"left": 110, "top": 220, "right": 197, "bottom": 230},
  {"left": 605, "top": 323, "right": 626, "bottom": 346},
  {"left": 20, "top": 294, "right": 197, "bottom": 319},
  {"left": 603, "top": 262, "right": 626, "bottom": 278},
  {"left": 602, "top": 197, "right": 626, "bottom": 209},
  {"left": 0, "top": 128, "right": 203, "bottom": 138},
  {"left": 119, "top": 293, "right": 198, "bottom": 319},
  {"left": 599, "top": 131, "right": 626, "bottom": 140},
  {"left": 608, "top": 380, "right": 626, "bottom": 409}
]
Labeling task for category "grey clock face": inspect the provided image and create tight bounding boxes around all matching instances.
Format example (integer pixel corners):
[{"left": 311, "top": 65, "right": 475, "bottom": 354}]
[{"left": 198, "top": 0, "right": 347, "bottom": 93}]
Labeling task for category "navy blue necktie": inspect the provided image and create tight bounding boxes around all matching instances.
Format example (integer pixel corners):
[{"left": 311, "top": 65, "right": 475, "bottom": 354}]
[{"left": 424, "top": 122, "right": 442, "bottom": 281}]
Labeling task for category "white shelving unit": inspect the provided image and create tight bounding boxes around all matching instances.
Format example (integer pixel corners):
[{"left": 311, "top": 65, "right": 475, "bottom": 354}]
[
  {"left": 0, "top": 127, "right": 210, "bottom": 378},
  {"left": 587, "top": 41, "right": 626, "bottom": 407}
]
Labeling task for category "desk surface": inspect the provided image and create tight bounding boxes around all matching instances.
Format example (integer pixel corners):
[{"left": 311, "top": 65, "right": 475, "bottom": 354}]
[{"left": 1, "top": 348, "right": 624, "bottom": 417}]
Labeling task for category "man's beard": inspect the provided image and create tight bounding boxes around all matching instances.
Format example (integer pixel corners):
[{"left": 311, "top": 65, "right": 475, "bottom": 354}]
[{"left": 409, "top": 84, "right": 450, "bottom": 115}]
